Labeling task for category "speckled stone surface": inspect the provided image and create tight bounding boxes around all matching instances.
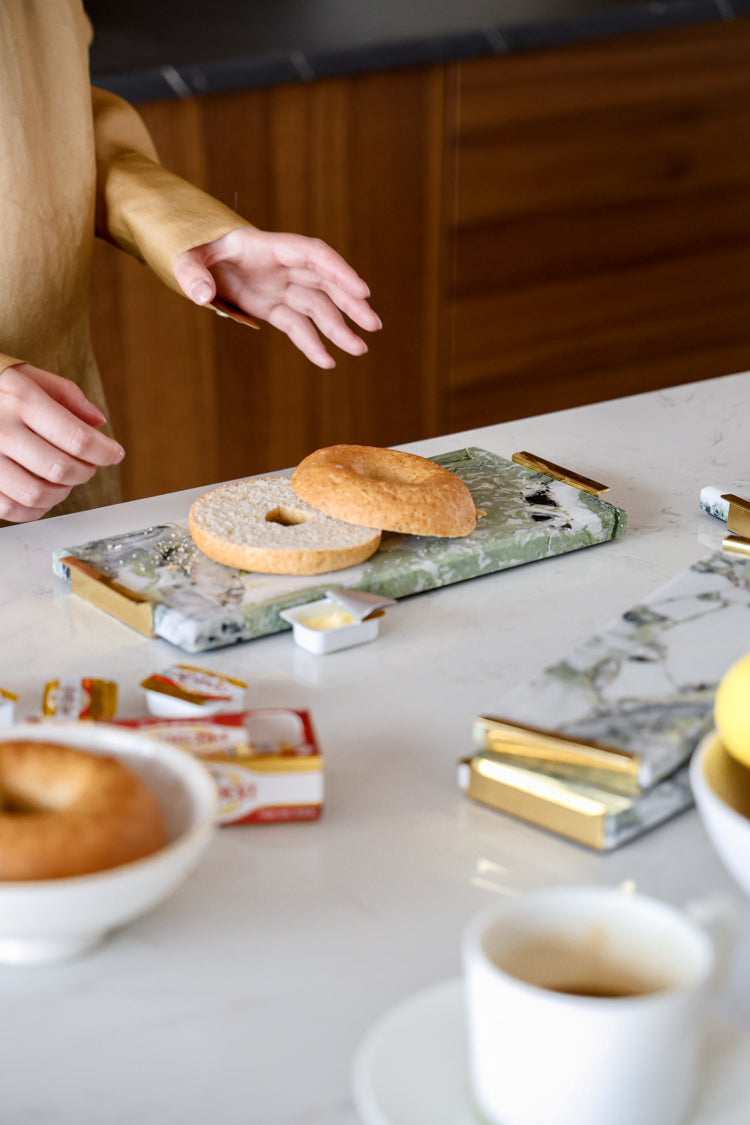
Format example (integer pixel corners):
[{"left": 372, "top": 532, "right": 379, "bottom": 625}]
[{"left": 52, "top": 447, "right": 626, "bottom": 652}]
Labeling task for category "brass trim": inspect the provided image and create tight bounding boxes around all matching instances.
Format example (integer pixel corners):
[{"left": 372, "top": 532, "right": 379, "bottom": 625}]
[
  {"left": 61, "top": 556, "right": 154, "bottom": 637},
  {"left": 722, "top": 494, "right": 750, "bottom": 540},
  {"left": 722, "top": 534, "right": 750, "bottom": 558},
  {"left": 463, "top": 753, "right": 634, "bottom": 850},
  {"left": 473, "top": 715, "right": 643, "bottom": 795},
  {"left": 512, "top": 451, "right": 610, "bottom": 496}
]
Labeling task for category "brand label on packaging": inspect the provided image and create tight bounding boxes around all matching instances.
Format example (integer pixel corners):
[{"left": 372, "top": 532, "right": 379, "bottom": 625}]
[{"left": 108, "top": 709, "right": 323, "bottom": 825}]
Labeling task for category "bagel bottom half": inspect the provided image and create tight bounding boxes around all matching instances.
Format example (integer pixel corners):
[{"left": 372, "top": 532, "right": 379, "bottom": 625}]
[{"left": 188, "top": 477, "right": 382, "bottom": 575}]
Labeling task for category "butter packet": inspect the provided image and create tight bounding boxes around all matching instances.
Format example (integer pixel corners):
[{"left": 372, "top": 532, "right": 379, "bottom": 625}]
[
  {"left": 140, "top": 664, "right": 247, "bottom": 718},
  {"left": 107, "top": 709, "right": 323, "bottom": 825},
  {"left": 43, "top": 677, "right": 118, "bottom": 720},
  {"left": 0, "top": 687, "right": 17, "bottom": 723}
]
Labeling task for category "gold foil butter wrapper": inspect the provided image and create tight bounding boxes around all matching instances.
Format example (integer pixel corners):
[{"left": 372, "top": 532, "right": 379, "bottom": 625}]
[
  {"left": 472, "top": 715, "right": 646, "bottom": 796},
  {"left": 458, "top": 749, "right": 693, "bottom": 852},
  {"left": 140, "top": 664, "right": 247, "bottom": 717},
  {"left": 107, "top": 708, "right": 323, "bottom": 826},
  {"left": 43, "top": 678, "right": 118, "bottom": 720}
]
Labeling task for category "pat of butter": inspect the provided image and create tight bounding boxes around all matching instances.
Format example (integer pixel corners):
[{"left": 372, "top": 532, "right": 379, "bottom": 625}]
[{"left": 301, "top": 610, "right": 356, "bottom": 631}]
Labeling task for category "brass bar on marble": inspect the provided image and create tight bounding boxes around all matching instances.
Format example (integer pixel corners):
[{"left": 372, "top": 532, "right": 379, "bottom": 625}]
[
  {"left": 61, "top": 556, "right": 154, "bottom": 637},
  {"left": 511, "top": 451, "right": 610, "bottom": 497},
  {"left": 473, "top": 715, "right": 643, "bottom": 796},
  {"left": 722, "top": 534, "right": 750, "bottom": 558},
  {"left": 722, "top": 494, "right": 750, "bottom": 540},
  {"left": 461, "top": 752, "right": 633, "bottom": 850}
]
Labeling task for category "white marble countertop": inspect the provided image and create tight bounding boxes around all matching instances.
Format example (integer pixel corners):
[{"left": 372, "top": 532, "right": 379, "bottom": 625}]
[{"left": 1, "top": 371, "right": 749, "bottom": 1124}]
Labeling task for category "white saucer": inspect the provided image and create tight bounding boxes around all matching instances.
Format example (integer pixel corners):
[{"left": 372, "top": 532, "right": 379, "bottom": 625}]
[{"left": 352, "top": 979, "right": 750, "bottom": 1125}]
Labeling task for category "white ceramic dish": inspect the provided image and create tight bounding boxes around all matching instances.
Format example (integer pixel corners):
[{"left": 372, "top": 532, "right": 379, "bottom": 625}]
[
  {"left": 690, "top": 730, "right": 750, "bottom": 899},
  {"left": 352, "top": 979, "right": 750, "bottom": 1125},
  {"left": 0, "top": 721, "right": 217, "bottom": 966},
  {"left": 280, "top": 596, "right": 381, "bottom": 654}
]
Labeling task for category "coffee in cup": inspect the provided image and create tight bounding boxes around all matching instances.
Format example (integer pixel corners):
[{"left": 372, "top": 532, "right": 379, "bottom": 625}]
[{"left": 462, "top": 885, "right": 724, "bottom": 1125}]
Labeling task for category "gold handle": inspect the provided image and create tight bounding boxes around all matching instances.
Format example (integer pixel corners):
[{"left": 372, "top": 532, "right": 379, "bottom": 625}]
[{"left": 512, "top": 451, "right": 610, "bottom": 497}]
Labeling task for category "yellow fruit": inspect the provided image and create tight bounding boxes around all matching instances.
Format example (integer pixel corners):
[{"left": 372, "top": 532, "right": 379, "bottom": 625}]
[{"left": 714, "top": 653, "right": 750, "bottom": 768}]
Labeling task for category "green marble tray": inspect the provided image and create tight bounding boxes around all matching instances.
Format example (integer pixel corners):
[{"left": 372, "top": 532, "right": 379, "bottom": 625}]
[{"left": 52, "top": 447, "right": 626, "bottom": 652}]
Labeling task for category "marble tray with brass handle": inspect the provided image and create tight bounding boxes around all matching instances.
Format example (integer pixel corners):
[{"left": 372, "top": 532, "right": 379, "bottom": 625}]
[{"left": 52, "top": 447, "right": 626, "bottom": 653}]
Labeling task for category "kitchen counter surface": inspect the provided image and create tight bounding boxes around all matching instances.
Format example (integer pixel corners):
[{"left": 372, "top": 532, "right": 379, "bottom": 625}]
[
  {"left": 1, "top": 371, "right": 750, "bottom": 1123},
  {"left": 87, "top": 0, "right": 750, "bottom": 101}
]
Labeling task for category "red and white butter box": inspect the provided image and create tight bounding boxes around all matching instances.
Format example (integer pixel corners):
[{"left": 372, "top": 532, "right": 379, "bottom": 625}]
[{"left": 107, "top": 709, "right": 323, "bottom": 826}]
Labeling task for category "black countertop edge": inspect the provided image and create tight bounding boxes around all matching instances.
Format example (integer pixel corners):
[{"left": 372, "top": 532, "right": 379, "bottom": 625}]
[{"left": 91, "top": 1, "right": 740, "bottom": 104}]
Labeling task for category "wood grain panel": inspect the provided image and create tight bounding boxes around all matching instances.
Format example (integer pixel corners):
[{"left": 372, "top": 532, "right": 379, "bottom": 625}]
[
  {"left": 446, "top": 21, "right": 750, "bottom": 428},
  {"left": 90, "top": 66, "right": 447, "bottom": 500}
]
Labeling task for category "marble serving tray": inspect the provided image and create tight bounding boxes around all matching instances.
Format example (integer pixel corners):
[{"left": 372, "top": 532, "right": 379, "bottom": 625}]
[
  {"left": 477, "top": 551, "right": 750, "bottom": 847},
  {"left": 52, "top": 447, "right": 626, "bottom": 653}
]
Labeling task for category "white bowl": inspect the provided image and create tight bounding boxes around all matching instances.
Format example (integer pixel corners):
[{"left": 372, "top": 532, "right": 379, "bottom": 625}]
[
  {"left": 0, "top": 721, "right": 217, "bottom": 965},
  {"left": 690, "top": 730, "right": 750, "bottom": 898}
]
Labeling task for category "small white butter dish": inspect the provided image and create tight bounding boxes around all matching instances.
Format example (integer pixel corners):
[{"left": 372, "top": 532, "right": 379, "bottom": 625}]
[{"left": 279, "top": 589, "right": 397, "bottom": 655}]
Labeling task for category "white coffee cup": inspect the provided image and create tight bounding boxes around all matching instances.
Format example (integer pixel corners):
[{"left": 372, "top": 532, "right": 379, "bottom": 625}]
[{"left": 462, "top": 885, "right": 724, "bottom": 1125}]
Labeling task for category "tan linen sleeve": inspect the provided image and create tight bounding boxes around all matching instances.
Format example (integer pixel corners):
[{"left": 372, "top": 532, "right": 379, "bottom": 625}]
[
  {"left": 0, "top": 354, "right": 23, "bottom": 377},
  {"left": 92, "top": 87, "right": 252, "bottom": 296}
]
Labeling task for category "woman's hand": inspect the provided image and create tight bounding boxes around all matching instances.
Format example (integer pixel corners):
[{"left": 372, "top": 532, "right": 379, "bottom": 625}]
[
  {"left": 0, "top": 364, "right": 124, "bottom": 522},
  {"left": 173, "top": 227, "right": 382, "bottom": 369}
]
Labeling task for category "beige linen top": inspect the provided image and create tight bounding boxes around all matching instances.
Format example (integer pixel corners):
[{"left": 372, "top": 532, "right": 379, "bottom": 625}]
[{"left": 0, "top": 2, "right": 250, "bottom": 516}]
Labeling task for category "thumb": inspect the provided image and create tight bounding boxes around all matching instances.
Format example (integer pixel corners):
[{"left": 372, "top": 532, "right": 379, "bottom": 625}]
[{"left": 173, "top": 247, "right": 217, "bottom": 306}]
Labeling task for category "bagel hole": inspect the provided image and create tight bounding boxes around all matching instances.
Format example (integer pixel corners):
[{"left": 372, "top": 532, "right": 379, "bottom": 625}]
[
  {"left": 1, "top": 790, "right": 49, "bottom": 814},
  {"left": 265, "top": 505, "right": 312, "bottom": 527}
]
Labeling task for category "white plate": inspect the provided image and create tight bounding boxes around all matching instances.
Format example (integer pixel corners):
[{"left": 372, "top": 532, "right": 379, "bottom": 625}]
[{"left": 352, "top": 979, "right": 750, "bottom": 1125}]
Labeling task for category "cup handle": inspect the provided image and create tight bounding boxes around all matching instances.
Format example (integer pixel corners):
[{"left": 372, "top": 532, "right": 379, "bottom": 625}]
[{"left": 685, "top": 895, "right": 737, "bottom": 993}]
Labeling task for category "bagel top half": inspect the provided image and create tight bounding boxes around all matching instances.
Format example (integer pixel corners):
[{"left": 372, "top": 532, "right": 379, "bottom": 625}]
[{"left": 290, "top": 444, "right": 477, "bottom": 537}]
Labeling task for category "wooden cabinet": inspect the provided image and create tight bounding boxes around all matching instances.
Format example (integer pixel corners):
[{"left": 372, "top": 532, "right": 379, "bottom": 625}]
[
  {"left": 445, "top": 21, "right": 750, "bottom": 430},
  {"left": 91, "top": 20, "right": 750, "bottom": 501}
]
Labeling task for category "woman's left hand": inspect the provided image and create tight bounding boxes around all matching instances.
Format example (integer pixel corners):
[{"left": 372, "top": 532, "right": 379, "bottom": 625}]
[{"left": 173, "top": 227, "right": 382, "bottom": 369}]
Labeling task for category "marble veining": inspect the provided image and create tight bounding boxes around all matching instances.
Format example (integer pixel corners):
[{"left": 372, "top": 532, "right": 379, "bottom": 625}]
[{"left": 496, "top": 552, "right": 750, "bottom": 783}]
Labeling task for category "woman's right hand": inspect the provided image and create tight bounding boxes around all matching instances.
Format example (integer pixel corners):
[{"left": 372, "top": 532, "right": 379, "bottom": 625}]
[{"left": 0, "top": 363, "right": 125, "bottom": 522}]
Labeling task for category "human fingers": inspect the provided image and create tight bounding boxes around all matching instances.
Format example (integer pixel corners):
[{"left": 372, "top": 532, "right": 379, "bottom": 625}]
[
  {"left": 30, "top": 370, "right": 109, "bottom": 426},
  {"left": 247, "top": 230, "right": 373, "bottom": 299},
  {"left": 285, "top": 268, "right": 382, "bottom": 332},
  {"left": 0, "top": 452, "right": 74, "bottom": 522},
  {"left": 0, "top": 368, "right": 125, "bottom": 469},
  {"left": 172, "top": 245, "right": 217, "bottom": 306},
  {"left": 265, "top": 304, "right": 339, "bottom": 369},
  {"left": 282, "top": 285, "right": 369, "bottom": 357},
  {"left": 15, "top": 364, "right": 109, "bottom": 424},
  {"left": 0, "top": 423, "right": 101, "bottom": 490}
]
